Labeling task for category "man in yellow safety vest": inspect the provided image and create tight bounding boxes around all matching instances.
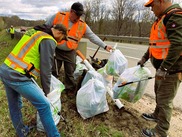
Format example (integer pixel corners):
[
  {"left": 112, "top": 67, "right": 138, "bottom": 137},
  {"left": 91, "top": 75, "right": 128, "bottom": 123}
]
[{"left": 0, "top": 24, "right": 67, "bottom": 137}]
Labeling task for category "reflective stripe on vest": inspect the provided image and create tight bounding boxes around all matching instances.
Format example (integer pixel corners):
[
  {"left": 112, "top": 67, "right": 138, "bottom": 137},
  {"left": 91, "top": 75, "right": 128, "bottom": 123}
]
[
  {"left": 149, "top": 16, "right": 170, "bottom": 59},
  {"left": 53, "top": 12, "right": 86, "bottom": 49},
  {"left": 149, "top": 9, "right": 182, "bottom": 59},
  {"left": 4, "top": 29, "right": 56, "bottom": 78}
]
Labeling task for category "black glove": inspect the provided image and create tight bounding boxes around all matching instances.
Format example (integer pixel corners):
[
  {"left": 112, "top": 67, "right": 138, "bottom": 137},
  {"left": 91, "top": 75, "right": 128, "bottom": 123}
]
[
  {"left": 137, "top": 57, "right": 146, "bottom": 67},
  {"left": 155, "top": 66, "right": 168, "bottom": 80}
]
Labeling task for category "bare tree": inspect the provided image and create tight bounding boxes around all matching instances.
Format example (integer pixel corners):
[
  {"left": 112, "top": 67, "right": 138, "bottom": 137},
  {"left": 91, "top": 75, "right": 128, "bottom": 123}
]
[
  {"left": 89, "top": 0, "right": 107, "bottom": 34},
  {"left": 111, "top": 0, "right": 136, "bottom": 36},
  {"left": 134, "top": 4, "right": 154, "bottom": 37},
  {"left": 83, "top": 0, "right": 92, "bottom": 25}
]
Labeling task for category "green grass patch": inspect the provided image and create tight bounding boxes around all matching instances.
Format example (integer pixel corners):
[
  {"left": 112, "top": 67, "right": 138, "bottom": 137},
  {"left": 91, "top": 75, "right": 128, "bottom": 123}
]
[{"left": 0, "top": 30, "right": 125, "bottom": 137}]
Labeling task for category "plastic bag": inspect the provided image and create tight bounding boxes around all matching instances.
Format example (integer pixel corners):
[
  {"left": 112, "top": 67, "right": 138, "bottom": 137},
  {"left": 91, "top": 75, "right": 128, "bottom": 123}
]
[
  {"left": 105, "top": 49, "right": 128, "bottom": 76},
  {"left": 97, "top": 67, "right": 113, "bottom": 88},
  {"left": 113, "top": 66, "right": 151, "bottom": 103},
  {"left": 37, "top": 75, "right": 65, "bottom": 132},
  {"left": 81, "top": 70, "right": 105, "bottom": 87},
  {"left": 74, "top": 56, "right": 88, "bottom": 80},
  {"left": 76, "top": 78, "right": 109, "bottom": 119}
]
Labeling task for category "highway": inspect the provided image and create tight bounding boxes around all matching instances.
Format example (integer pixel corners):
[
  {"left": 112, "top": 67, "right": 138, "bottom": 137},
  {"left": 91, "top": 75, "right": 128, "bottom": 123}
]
[{"left": 81, "top": 38, "right": 182, "bottom": 110}]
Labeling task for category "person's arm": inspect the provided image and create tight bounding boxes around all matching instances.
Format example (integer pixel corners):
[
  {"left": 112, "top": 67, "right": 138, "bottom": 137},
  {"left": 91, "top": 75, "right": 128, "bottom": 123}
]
[
  {"left": 45, "top": 14, "right": 57, "bottom": 26},
  {"left": 39, "top": 39, "right": 57, "bottom": 96},
  {"left": 160, "top": 13, "right": 182, "bottom": 70},
  {"left": 84, "top": 24, "right": 108, "bottom": 49},
  {"left": 137, "top": 48, "right": 150, "bottom": 67}
]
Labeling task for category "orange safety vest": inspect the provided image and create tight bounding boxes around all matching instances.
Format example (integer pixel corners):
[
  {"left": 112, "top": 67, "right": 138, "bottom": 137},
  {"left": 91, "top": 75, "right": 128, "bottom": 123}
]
[
  {"left": 149, "top": 17, "right": 170, "bottom": 59},
  {"left": 149, "top": 8, "right": 182, "bottom": 59},
  {"left": 53, "top": 12, "right": 87, "bottom": 50}
]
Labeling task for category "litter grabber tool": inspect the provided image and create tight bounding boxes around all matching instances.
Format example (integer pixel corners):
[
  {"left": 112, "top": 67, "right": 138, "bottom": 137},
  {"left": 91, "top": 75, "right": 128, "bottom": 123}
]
[
  {"left": 118, "top": 76, "right": 154, "bottom": 87},
  {"left": 31, "top": 77, "right": 66, "bottom": 123},
  {"left": 117, "top": 69, "right": 182, "bottom": 87},
  {"left": 77, "top": 50, "right": 95, "bottom": 71},
  {"left": 76, "top": 50, "right": 124, "bottom": 109},
  {"left": 90, "top": 37, "right": 106, "bottom": 61},
  {"left": 54, "top": 53, "right": 59, "bottom": 76},
  {"left": 89, "top": 37, "right": 108, "bottom": 70},
  {"left": 49, "top": 102, "right": 67, "bottom": 123}
]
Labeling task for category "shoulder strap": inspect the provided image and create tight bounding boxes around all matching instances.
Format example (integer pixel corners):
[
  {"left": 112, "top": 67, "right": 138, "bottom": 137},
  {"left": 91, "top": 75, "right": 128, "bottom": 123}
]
[{"left": 163, "top": 8, "right": 182, "bottom": 26}]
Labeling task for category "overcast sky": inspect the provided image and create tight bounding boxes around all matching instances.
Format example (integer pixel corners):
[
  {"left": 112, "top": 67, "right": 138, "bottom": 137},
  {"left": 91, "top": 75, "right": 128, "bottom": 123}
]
[
  {"left": 0, "top": 0, "right": 85, "bottom": 20},
  {"left": 0, "top": 0, "right": 181, "bottom": 21}
]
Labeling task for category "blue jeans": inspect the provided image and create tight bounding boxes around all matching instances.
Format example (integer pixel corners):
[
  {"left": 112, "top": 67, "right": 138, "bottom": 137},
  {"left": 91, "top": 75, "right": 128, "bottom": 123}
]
[{"left": 1, "top": 77, "right": 60, "bottom": 137}]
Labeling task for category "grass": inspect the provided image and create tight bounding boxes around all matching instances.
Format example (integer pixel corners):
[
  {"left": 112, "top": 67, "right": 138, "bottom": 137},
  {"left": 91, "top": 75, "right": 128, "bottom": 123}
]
[
  {"left": 0, "top": 30, "right": 125, "bottom": 137},
  {"left": 0, "top": 30, "right": 20, "bottom": 136},
  {"left": 0, "top": 31, "right": 35, "bottom": 136},
  {"left": 0, "top": 30, "right": 42, "bottom": 137}
]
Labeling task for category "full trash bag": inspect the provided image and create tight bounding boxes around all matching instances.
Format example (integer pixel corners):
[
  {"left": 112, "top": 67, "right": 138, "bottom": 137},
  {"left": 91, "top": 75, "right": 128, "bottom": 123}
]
[
  {"left": 76, "top": 78, "right": 109, "bottom": 119},
  {"left": 104, "top": 49, "right": 128, "bottom": 76},
  {"left": 81, "top": 70, "right": 105, "bottom": 87},
  {"left": 37, "top": 75, "right": 65, "bottom": 132},
  {"left": 97, "top": 67, "right": 113, "bottom": 89},
  {"left": 113, "top": 66, "right": 151, "bottom": 103},
  {"left": 74, "top": 55, "right": 88, "bottom": 80}
]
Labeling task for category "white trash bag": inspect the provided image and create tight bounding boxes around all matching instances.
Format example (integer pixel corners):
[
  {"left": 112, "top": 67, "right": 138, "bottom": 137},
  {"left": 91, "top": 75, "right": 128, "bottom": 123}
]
[
  {"left": 76, "top": 78, "right": 109, "bottom": 119},
  {"left": 105, "top": 48, "right": 128, "bottom": 76},
  {"left": 37, "top": 75, "right": 65, "bottom": 132},
  {"left": 113, "top": 66, "right": 151, "bottom": 103},
  {"left": 74, "top": 55, "right": 88, "bottom": 80},
  {"left": 81, "top": 70, "right": 105, "bottom": 87},
  {"left": 97, "top": 67, "right": 113, "bottom": 88}
]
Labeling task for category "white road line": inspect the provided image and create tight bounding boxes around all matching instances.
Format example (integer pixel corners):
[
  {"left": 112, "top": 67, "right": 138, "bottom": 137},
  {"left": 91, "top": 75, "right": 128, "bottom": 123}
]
[
  {"left": 116, "top": 45, "right": 137, "bottom": 50},
  {"left": 87, "top": 47, "right": 140, "bottom": 60}
]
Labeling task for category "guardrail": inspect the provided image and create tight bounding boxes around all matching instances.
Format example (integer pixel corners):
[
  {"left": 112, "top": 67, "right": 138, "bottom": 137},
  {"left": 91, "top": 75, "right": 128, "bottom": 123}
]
[
  {"left": 97, "top": 35, "right": 149, "bottom": 45},
  {"left": 15, "top": 31, "right": 149, "bottom": 45}
]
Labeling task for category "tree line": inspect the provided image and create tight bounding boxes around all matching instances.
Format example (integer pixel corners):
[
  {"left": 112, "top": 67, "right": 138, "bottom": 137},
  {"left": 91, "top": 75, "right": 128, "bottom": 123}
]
[
  {"left": 0, "top": 0, "right": 164, "bottom": 37},
  {"left": 0, "top": 16, "right": 44, "bottom": 31},
  {"left": 82, "top": 0, "right": 155, "bottom": 37}
]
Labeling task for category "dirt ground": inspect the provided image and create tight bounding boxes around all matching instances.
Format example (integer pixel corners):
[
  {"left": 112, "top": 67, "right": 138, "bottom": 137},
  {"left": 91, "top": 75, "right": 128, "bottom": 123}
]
[
  {"left": 124, "top": 94, "right": 182, "bottom": 137},
  {"left": 59, "top": 91, "right": 182, "bottom": 137},
  {"left": 53, "top": 66, "right": 182, "bottom": 137}
]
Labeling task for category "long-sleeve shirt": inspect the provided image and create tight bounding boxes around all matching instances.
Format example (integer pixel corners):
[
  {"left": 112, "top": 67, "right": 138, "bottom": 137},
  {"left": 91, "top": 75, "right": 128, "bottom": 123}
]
[
  {"left": 45, "top": 13, "right": 107, "bottom": 51},
  {"left": 142, "top": 4, "right": 182, "bottom": 72},
  {"left": 0, "top": 39, "right": 56, "bottom": 95},
  {"left": 161, "top": 4, "right": 182, "bottom": 72}
]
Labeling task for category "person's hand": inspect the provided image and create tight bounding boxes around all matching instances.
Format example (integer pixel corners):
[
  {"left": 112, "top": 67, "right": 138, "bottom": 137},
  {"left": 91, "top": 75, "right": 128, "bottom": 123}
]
[
  {"left": 104, "top": 45, "right": 113, "bottom": 52},
  {"left": 137, "top": 57, "right": 146, "bottom": 67},
  {"left": 155, "top": 67, "right": 168, "bottom": 80}
]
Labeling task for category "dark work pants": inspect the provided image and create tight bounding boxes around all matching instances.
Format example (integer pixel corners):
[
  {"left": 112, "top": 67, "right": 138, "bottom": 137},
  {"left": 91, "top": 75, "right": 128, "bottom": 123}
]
[
  {"left": 11, "top": 34, "right": 14, "bottom": 39},
  {"left": 52, "top": 48, "right": 77, "bottom": 92},
  {"left": 153, "top": 73, "right": 181, "bottom": 136}
]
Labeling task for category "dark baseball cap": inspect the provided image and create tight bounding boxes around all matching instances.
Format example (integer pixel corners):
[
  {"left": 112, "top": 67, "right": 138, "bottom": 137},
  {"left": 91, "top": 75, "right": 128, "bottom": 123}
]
[
  {"left": 71, "top": 2, "right": 84, "bottom": 16},
  {"left": 53, "top": 24, "right": 68, "bottom": 41}
]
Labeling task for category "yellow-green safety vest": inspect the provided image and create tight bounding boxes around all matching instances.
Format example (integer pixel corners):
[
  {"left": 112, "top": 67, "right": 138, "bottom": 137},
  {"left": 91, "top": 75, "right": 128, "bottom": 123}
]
[
  {"left": 4, "top": 29, "right": 57, "bottom": 78},
  {"left": 10, "top": 28, "right": 15, "bottom": 34}
]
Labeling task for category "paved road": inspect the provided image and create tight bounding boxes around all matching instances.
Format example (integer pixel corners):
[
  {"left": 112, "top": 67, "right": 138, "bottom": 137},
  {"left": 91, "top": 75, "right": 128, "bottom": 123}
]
[{"left": 81, "top": 38, "right": 182, "bottom": 110}]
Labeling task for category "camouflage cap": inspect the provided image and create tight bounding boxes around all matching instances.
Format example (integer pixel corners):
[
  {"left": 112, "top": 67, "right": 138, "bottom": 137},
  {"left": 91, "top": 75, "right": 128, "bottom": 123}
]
[{"left": 53, "top": 24, "right": 68, "bottom": 41}]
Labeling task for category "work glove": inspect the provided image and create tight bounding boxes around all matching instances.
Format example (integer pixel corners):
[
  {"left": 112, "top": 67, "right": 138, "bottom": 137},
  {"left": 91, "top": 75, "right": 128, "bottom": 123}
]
[
  {"left": 137, "top": 57, "right": 146, "bottom": 67},
  {"left": 155, "top": 66, "right": 168, "bottom": 80}
]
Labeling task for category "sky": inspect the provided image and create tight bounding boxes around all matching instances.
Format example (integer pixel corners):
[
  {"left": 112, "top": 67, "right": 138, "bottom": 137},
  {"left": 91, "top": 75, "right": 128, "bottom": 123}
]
[
  {"left": 0, "top": 0, "right": 85, "bottom": 20},
  {"left": 0, "top": 0, "right": 181, "bottom": 21}
]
